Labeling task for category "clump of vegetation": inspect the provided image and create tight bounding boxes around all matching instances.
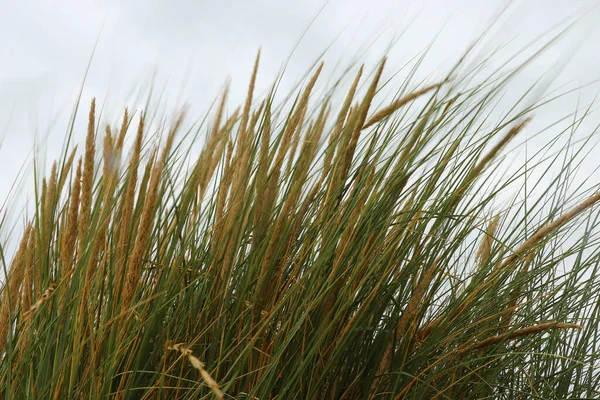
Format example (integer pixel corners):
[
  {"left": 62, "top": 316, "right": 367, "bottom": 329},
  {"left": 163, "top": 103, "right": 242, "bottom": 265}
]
[{"left": 1, "top": 39, "right": 600, "bottom": 399}]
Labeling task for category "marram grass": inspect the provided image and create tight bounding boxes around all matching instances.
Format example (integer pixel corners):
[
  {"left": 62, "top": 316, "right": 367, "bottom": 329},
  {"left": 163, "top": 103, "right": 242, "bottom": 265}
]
[{"left": 1, "top": 46, "right": 600, "bottom": 400}]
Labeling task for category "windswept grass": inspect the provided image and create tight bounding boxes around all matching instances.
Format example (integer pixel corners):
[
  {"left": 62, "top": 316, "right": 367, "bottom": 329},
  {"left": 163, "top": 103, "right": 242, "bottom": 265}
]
[{"left": 1, "top": 42, "right": 600, "bottom": 399}]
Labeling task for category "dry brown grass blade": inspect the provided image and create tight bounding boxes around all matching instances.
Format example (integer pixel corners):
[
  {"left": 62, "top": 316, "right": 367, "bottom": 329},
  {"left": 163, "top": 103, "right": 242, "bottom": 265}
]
[
  {"left": 22, "top": 282, "right": 58, "bottom": 318},
  {"left": 375, "top": 256, "right": 440, "bottom": 382},
  {"left": 419, "top": 188, "right": 600, "bottom": 343},
  {"left": 496, "top": 251, "right": 537, "bottom": 334},
  {"left": 242, "top": 64, "right": 324, "bottom": 290},
  {"left": 20, "top": 230, "right": 36, "bottom": 322},
  {"left": 78, "top": 126, "right": 121, "bottom": 329},
  {"left": 0, "top": 224, "right": 32, "bottom": 353},
  {"left": 409, "top": 119, "right": 534, "bottom": 339},
  {"left": 341, "top": 58, "right": 387, "bottom": 182},
  {"left": 500, "top": 189, "right": 600, "bottom": 269},
  {"left": 252, "top": 103, "right": 272, "bottom": 246},
  {"left": 57, "top": 147, "right": 78, "bottom": 195},
  {"left": 60, "top": 158, "right": 82, "bottom": 275},
  {"left": 362, "top": 81, "right": 445, "bottom": 129},
  {"left": 121, "top": 155, "right": 160, "bottom": 310},
  {"left": 166, "top": 341, "right": 224, "bottom": 399},
  {"left": 238, "top": 49, "right": 261, "bottom": 144},
  {"left": 328, "top": 59, "right": 387, "bottom": 206},
  {"left": 199, "top": 107, "right": 239, "bottom": 202},
  {"left": 273, "top": 62, "right": 324, "bottom": 173},
  {"left": 453, "top": 117, "right": 531, "bottom": 202},
  {"left": 84, "top": 126, "right": 122, "bottom": 300},
  {"left": 213, "top": 138, "right": 234, "bottom": 236},
  {"left": 114, "top": 115, "right": 145, "bottom": 294},
  {"left": 116, "top": 108, "right": 129, "bottom": 151},
  {"left": 456, "top": 321, "right": 582, "bottom": 356},
  {"left": 102, "top": 125, "right": 115, "bottom": 185},
  {"left": 476, "top": 214, "right": 501, "bottom": 269},
  {"left": 322, "top": 66, "right": 364, "bottom": 183},
  {"left": 16, "top": 230, "right": 37, "bottom": 358},
  {"left": 219, "top": 53, "right": 262, "bottom": 272},
  {"left": 78, "top": 98, "right": 97, "bottom": 256},
  {"left": 122, "top": 111, "right": 184, "bottom": 310},
  {"left": 42, "top": 162, "right": 58, "bottom": 249},
  {"left": 195, "top": 84, "right": 230, "bottom": 201}
]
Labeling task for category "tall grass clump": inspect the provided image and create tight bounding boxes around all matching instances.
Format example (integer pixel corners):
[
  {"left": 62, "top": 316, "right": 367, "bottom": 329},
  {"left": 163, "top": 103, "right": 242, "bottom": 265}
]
[{"left": 2, "top": 40, "right": 600, "bottom": 399}]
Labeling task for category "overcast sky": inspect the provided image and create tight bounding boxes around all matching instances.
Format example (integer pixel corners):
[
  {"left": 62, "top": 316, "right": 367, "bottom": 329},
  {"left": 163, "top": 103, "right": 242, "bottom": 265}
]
[{"left": 1, "top": 0, "right": 600, "bottom": 233}]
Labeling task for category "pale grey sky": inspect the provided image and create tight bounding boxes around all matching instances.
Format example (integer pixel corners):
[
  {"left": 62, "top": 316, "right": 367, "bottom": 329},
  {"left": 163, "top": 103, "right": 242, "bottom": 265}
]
[{"left": 1, "top": 0, "right": 600, "bottom": 232}]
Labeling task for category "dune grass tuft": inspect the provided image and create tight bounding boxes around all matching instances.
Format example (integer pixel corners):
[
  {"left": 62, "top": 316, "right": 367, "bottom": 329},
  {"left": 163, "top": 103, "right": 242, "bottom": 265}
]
[{"left": 2, "top": 41, "right": 600, "bottom": 399}]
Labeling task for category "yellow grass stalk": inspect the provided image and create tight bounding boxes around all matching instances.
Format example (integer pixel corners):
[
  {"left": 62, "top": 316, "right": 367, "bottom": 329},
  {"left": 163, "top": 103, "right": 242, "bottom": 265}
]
[
  {"left": 375, "top": 256, "right": 440, "bottom": 383},
  {"left": 211, "top": 84, "right": 230, "bottom": 141},
  {"left": 273, "top": 62, "right": 324, "bottom": 174},
  {"left": 270, "top": 105, "right": 331, "bottom": 290},
  {"left": 250, "top": 101, "right": 266, "bottom": 132},
  {"left": 195, "top": 85, "right": 229, "bottom": 200},
  {"left": 16, "top": 231, "right": 37, "bottom": 358},
  {"left": 324, "top": 105, "right": 362, "bottom": 207},
  {"left": 274, "top": 110, "right": 329, "bottom": 219},
  {"left": 57, "top": 147, "right": 78, "bottom": 196},
  {"left": 20, "top": 231, "right": 36, "bottom": 321},
  {"left": 333, "top": 164, "right": 375, "bottom": 267},
  {"left": 321, "top": 66, "right": 364, "bottom": 183},
  {"left": 22, "top": 282, "right": 58, "bottom": 318},
  {"left": 42, "top": 162, "right": 58, "bottom": 248},
  {"left": 324, "top": 167, "right": 375, "bottom": 313},
  {"left": 102, "top": 125, "right": 115, "bottom": 184},
  {"left": 421, "top": 187, "right": 600, "bottom": 342},
  {"left": 116, "top": 108, "right": 129, "bottom": 151},
  {"left": 76, "top": 127, "right": 119, "bottom": 321},
  {"left": 73, "top": 123, "right": 123, "bottom": 378},
  {"left": 78, "top": 98, "right": 97, "bottom": 256},
  {"left": 331, "top": 67, "right": 364, "bottom": 146},
  {"left": 341, "top": 58, "right": 387, "bottom": 181},
  {"left": 85, "top": 126, "right": 120, "bottom": 293},
  {"left": 499, "top": 252, "right": 534, "bottom": 332},
  {"left": 122, "top": 112, "right": 184, "bottom": 310},
  {"left": 212, "top": 138, "right": 234, "bottom": 247},
  {"left": 212, "top": 72, "right": 261, "bottom": 272},
  {"left": 500, "top": 189, "right": 600, "bottom": 269},
  {"left": 238, "top": 49, "right": 260, "bottom": 143},
  {"left": 284, "top": 106, "right": 309, "bottom": 178},
  {"left": 362, "top": 81, "right": 444, "bottom": 129},
  {"left": 284, "top": 102, "right": 330, "bottom": 218},
  {"left": 0, "top": 224, "right": 32, "bottom": 354},
  {"left": 393, "top": 99, "right": 438, "bottom": 175},
  {"left": 59, "top": 158, "right": 82, "bottom": 275},
  {"left": 166, "top": 341, "right": 224, "bottom": 399},
  {"left": 248, "top": 108, "right": 278, "bottom": 264},
  {"left": 121, "top": 159, "right": 160, "bottom": 309},
  {"left": 198, "top": 108, "right": 239, "bottom": 203},
  {"left": 133, "top": 149, "right": 158, "bottom": 233},
  {"left": 115, "top": 115, "right": 145, "bottom": 293},
  {"left": 476, "top": 214, "right": 501, "bottom": 269},
  {"left": 224, "top": 52, "right": 261, "bottom": 236},
  {"left": 453, "top": 117, "right": 531, "bottom": 202},
  {"left": 456, "top": 321, "right": 581, "bottom": 356}
]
